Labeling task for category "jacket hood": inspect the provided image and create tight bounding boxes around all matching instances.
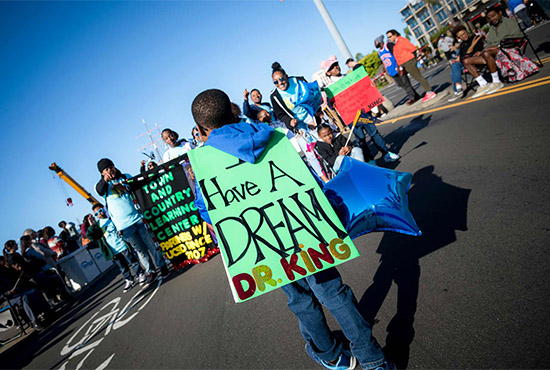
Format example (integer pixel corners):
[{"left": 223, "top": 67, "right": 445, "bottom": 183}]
[{"left": 206, "top": 123, "right": 274, "bottom": 164}]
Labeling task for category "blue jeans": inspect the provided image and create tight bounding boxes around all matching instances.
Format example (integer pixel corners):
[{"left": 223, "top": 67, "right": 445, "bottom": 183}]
[
  {"left": 451, "top": 62, "right": 464, "bottom": 91},
  {"left": 112, "top": 250, "right": 133, "bottom": 280},
  {"left": 353, "top": 122, "right": 389, "bottom": 155},
  {"left": 121, "top": 220, "right": 165, "bottom": 274},
  {"left": 281, "top": 268, "right": 385, "bottom": 369}
]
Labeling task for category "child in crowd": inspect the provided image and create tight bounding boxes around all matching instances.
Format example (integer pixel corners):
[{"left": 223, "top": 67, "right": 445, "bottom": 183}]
[
  {"left": 316, "top": 123, "right": 365, "bottom": 173},
  {"left": 192, "top": 88, "right": 394, "bottom": 370},
  {"left": 87, "top": 204, "right": 137, "bottom": 292},
  {"left": 162, "top": 128, "right": 194, "bottom": 162}
]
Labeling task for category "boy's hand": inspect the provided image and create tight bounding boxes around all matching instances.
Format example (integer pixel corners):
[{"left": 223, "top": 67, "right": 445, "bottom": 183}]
[
  {"left": 339, "top": 147, "right": 351, "bottom": 156},
  {"left": 290, "top": 119, "right": 298, "bottom": 127},
  {"left": 243, "top": 89, "right": 249, "bottom": 100}
]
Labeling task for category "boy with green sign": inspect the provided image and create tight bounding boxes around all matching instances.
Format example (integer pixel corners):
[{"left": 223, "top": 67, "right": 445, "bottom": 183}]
[{"left": 188, "top": 89, "right": 394, "bottom": 370}]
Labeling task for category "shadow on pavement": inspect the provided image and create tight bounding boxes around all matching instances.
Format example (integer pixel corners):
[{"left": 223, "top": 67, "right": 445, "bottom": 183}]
[
  {"left": 358, "top": 165, "right": 471, "bottom": 369},
  {"left": 372, "top": 115, "right": 432, "bottom": 168}
]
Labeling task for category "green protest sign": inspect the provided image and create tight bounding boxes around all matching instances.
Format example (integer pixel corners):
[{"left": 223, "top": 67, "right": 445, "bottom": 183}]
[{"left": 188, "top": 129, "right": 360, "bottom": 303}]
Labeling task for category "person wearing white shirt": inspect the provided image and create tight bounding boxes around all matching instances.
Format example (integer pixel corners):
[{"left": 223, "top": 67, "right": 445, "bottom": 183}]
[{"left": 162, "top": 128, "right": 194, "bottom": 162}]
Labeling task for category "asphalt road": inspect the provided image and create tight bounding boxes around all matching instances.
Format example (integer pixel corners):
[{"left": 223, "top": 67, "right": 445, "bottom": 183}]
[{"left": 2, "top": 24, "right": 550, "bottom": 370}]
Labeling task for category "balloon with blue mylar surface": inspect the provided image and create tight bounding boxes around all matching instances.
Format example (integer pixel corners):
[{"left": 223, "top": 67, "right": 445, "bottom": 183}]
[{"left": 323, "top": 156, "right": 421, "bottom": 239}]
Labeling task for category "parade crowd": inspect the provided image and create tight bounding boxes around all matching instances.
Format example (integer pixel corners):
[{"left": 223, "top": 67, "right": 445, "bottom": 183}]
[{"left": 2, "top": 3, "right": 545, "bottom": 369}]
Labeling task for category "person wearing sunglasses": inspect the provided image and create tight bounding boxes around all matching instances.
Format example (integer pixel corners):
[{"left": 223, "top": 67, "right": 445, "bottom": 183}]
[
  {"left": 269, "top": 62, "right": 329, "bottom": 182},
  {"left": 86, "top": 204, "right": 137, "bottom": 293}
]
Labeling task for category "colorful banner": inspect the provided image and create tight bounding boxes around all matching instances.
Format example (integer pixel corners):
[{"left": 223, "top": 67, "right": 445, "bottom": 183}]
[
  {"left": 188, "top": 129, "right": 360, "bottom": 303},
  {"left": 324, "top": 67, "right": 384, "bottom": 126},
  {"left": 127, "top": 156, "right": 218, "bottom": 269}
]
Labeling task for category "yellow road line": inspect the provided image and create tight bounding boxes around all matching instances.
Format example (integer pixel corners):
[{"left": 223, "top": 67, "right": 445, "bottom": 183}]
[
  {"left": 381, "top": 79, "right": 550, "bottom": 125},
  {"left": 496, "top": 75, "right": 550, "bottom": 93}
]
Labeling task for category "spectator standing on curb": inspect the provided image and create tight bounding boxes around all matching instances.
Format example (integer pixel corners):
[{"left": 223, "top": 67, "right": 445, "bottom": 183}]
[
  {"left": 376, "top": 35, "right": 421, "bottom": 105},
  {"left": 386, "top": 29, "right": 437, "bottom": 103},
  {"left": 508, "top": 0, "right": 533, "bottom": 29},
  {"left": 95, "top": 158, "right": 170, "bottom": 284}
]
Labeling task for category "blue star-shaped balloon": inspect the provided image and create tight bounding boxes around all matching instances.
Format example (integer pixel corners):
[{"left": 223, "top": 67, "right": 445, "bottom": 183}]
[{"left": 323, "top": 157, "right": 421, "bottom": 239}]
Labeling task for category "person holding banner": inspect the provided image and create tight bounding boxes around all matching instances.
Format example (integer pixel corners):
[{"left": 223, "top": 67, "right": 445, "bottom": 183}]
[
  {"left": 95, "top": 158, "right": 170, "bottom": 284},
  {"left": 191, "top": 89, "right": 394, "bottom": 370},
  {"left": 269, "top": 62, "right": 329, "bottom": 182},
  {"left": 386, "top": 30, "right": 437, "bottom": 103},
  {"left": 316, "top": 123, "right": 365, "bottom": 174},
  {"left": 162, "top": 128, "right": 194, "bottom": 163}
]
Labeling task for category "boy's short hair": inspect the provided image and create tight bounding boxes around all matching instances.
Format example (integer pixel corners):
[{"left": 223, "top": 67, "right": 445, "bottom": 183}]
[{"left": 191, "top": 89, "right": 234, "bottom": 130}]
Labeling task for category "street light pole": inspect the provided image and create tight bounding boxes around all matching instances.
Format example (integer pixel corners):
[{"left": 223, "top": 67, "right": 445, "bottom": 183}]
[{"left": 312, "top": 0, "right": 353, "bottom": 61}]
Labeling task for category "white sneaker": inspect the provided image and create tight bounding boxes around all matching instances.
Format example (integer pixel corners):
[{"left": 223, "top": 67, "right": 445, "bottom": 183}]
[
  {"left": 471, "top": 84, "right": 492, "bottom": 98},
  {"left": 448, "top": 91, "right": 462, "bottom": 102},
  {"left": 384, "top": 152, "right": 400, "bottom": 162},
  {"left": 138, "top": 273, "right": 147, "bottom": 285},
  {"left": 123, "top": 279, "right": 135, "bottom": 293},
  {"left": 485, "top": 82, "right": 505, "bottom": 95}
]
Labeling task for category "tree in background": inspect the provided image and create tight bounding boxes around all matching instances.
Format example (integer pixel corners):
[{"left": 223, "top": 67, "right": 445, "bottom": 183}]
[
  {"left": 357, "top": 51, "right": 383, "bottom": 78},
  {"left": 404, "top": 27, "right": 412, "bottom": 40},
  {"left": 355, "top": 52, "right": 365, "bottom": 61}
]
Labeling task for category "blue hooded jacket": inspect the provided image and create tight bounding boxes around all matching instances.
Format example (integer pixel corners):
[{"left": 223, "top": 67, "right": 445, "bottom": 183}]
[{"left": 193, "top": 123, "right": 275, "bottom": 224}]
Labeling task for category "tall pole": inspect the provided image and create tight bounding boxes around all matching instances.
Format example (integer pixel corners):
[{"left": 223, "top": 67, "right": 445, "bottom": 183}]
[{"left": 312, "top": 0, "right": 353, "bottom": 61}]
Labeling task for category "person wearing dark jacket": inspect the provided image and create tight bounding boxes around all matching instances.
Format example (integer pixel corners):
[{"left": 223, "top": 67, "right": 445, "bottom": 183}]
[
  {"left": 269, "top": 62, "right": 329, "bottom": 182},
  {"left": 316, "top": 124, "right": 365, "bottom": 173}
]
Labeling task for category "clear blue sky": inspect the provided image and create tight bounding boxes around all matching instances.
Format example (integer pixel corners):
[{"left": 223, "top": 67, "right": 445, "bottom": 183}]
[{"left": 0, "top": 0, "right": 406, "bottom": 248}]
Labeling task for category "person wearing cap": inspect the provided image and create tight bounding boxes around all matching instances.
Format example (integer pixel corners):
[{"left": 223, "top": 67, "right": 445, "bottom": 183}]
[
  {"left": 95, "top": 158, "right": 170, "bottom": 284},
  {"left": 386, "top": 29, "right": 437, "bottom": 103},
  {"left": 375, "top": 34, "right": 421, "bottom": 105},
  {"left": 437, "top": 34, "right": 455, "bottom": 60}
]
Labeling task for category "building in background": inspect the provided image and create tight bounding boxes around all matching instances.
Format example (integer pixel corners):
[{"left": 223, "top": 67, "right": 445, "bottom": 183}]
[{"left": 400, "top": 0, "right": 502, "bottom": 46}]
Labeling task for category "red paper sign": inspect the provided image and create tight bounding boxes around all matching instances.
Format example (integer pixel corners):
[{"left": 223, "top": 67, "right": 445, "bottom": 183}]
[{"left": 330, "top": 76, "right": 384, "bottom": 126}]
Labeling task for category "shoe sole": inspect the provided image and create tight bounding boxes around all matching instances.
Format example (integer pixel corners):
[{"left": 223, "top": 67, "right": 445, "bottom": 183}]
[{"left": 485, "top": 86, "right": 504, "bottom": 95}]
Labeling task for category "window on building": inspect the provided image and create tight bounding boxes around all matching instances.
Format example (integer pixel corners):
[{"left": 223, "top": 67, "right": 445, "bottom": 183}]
[
  {"left": 424, "top": 20, "right": 434, "bottom": 31},
  {"left": 407, "top": 18, "right": 419, "bottom": 28},
  {"left": 411, "top": 0, "right": 424, "bottom": 11},
  {"left": 413, "top": 27, "right": 423, "bottom": 38},
  {"left": 431, "top": 2, "right": 442, "bottom": 11},
  {"left": 402, "top": 7, "right": 413, "bottom": 18},
  {"left": 417, "top": 9, "right": 430, "bottom": 22},
  {"left": 418, "top": 36, "right": 427, "bottom": 46},
  {"left": 436, "top": 10, "right": 448, "bottom": 23}
]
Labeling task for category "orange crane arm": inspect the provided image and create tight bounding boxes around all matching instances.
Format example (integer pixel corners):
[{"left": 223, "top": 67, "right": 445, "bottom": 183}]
[{"left": 49, "top": 163, "right": 102, "bottom": 205}]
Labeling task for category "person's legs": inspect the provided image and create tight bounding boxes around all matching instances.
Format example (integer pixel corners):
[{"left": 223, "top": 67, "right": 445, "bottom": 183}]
[
  {"left": 362, "top": 122, "right": 390, "bottom": 155},
  {"left": 9, "top": 294, "right": 37, "bottom": 325},
  {"left": 307, "top": 268, "right": 386, "bottom": 369},
  {"left": 451, "top": 62, "right": 464, "bottom": 91},
  {"left": 481, "top": 49, "right": 499, "bottom": 75},
  {"left": 516, "top": 8, "right": 533, "bottom": 28},
  {"left": 135, "top": 220, "right": 166, "bottom": 270},
  {"left": 112, "top": 251, "right": 132, "bottom": 280},
  {"left": 122, "top": 222, "right": 154, "bottom": 274},
  {"left": 402, "top": 59, "right": 432, "bottom": 93},
  {"left": 350, "top": 147, "right": 365, "bottom": 162},
  {"left": 281, "top": 279, "right": 342, "bottom": 363}
]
